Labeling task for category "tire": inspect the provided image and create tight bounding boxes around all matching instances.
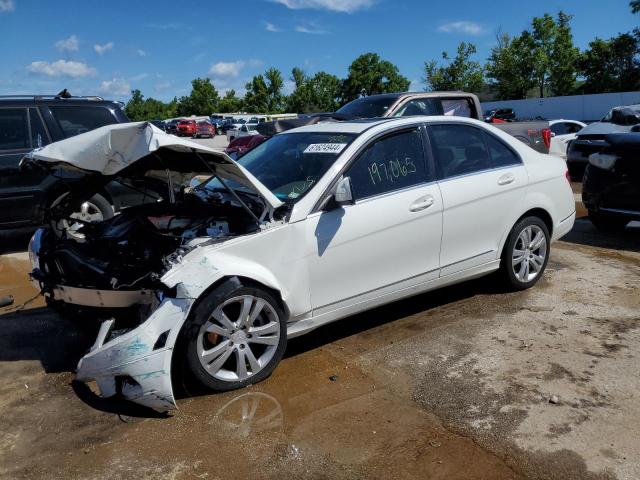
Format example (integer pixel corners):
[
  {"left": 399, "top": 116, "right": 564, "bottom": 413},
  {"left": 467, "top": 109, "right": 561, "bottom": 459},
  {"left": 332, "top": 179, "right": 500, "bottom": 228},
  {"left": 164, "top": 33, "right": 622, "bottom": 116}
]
[
  {"left": 588, "top": 210, "right": 629, "bottom": 232},
  {"left": 500, "top": 216, "right": 550, "bottom": 291},
  {"left": 180, "top": 282, "right": 287, "bottom": 392},
  {"left": 49, "top": 192, "right": 114, "bottom": 240}
]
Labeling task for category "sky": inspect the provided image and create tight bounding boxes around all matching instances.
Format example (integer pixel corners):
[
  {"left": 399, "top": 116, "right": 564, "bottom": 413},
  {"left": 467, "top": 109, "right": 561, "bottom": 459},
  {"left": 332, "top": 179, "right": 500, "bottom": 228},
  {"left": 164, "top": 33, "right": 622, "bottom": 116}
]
[{"left": 0, "top": 0, "right": 637, "bottom": 102}]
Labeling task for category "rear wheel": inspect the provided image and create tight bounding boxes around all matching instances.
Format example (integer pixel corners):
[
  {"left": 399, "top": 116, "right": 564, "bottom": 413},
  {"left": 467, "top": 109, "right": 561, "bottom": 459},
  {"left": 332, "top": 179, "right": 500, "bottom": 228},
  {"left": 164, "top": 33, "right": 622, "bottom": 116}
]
[
  {"left": 182, "top": 284, "right": 287, "bottom": 392},
  {"left": 588, "top": 210, "right": 629, "bottom": 232},
  {"left": 501, "top": 216, "right": 550, "bottom": 291}
]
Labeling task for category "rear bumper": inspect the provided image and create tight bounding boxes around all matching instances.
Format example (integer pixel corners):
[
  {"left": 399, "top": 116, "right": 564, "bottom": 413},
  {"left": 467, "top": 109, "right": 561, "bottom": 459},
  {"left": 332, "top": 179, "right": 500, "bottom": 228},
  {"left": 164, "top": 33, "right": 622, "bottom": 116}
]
[{"left": 76, "top": 297, "right": 194, "bottom": 411}]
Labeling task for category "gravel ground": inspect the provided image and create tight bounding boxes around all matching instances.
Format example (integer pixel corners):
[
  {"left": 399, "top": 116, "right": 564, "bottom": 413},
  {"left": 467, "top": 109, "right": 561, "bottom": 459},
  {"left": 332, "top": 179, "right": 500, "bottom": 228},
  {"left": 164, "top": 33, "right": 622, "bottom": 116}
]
[{"left": 0, "top": 190, "right": 639, "bottom": 479}]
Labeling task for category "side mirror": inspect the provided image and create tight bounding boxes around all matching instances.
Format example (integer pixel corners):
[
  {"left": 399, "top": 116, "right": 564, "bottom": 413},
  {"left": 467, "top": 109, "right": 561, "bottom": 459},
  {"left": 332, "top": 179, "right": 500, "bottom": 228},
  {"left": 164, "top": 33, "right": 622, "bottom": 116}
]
[
  {"left": 334, "top": 176, "right": 353, "bottom": 204},
  {"left": 550, "top": 131, "right": 556, "bottom": 137}
]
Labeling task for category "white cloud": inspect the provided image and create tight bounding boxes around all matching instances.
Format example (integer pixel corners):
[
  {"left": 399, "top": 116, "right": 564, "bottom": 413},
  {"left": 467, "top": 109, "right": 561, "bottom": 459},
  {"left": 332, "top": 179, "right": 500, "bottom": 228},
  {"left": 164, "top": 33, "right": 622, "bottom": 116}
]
[
  {"left": 94, "top": 42, "right": 114, "bottom": 55},
  {"left": 98, "top": 77, "right": 131, "bottom": 96},
  {"left": 271, "top": 0, "right": 373, "bottom": 13},
  {"left": 27, "top": 60, "right": 96, "bottom": 78},
  {"left": 295, "top": 24, "right": 327, "bottom": 34},
  {"left": 144, "top": 22, "right": 182, "bottom": 30},
  {"left": 265, "top": 21, "right": 281, "bottom": 32},
  {"left": 0, "top": 0, "right": 15, "bottom": 12},
  {"left": 208, "top": 59, "right": 262, "bottom": 78},
  {"left": 55, "top": 35, "right": 79, "bottom": 52},
  {"left": 137, "top": 49, "right": 147, "bottom": 57},
  {"left": 130, "top": 73, "right": 149, "bottom": 82},
  {"left": 437, "top": 21, "right": 485, "bottom": 36}
]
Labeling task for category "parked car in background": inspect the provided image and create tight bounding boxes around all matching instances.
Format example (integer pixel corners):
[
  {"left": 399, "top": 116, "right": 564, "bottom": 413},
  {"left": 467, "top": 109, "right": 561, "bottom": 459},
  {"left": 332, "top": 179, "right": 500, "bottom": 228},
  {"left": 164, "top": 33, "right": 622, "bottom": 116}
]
[
  {"left": 177, "top": 119, "right": 198, "bottom": 137},
  {"left": 567, "top": 105, "right": 640, "bottom": 180},
  {"left": 582, "top": 132, "right": 640, "bottom": 231},
  {"left": 484, "top": 108, "right": 516, "bottom": 123},
  {"left": 195, "top": 121, "right": 216, "bottom": 138},
  {"left": 0, "top": 93, "right": 142, "bottom": 237},
  {"left": 226, "top": 122, "right": 260, "bottom": 142},
  {"left": 224, "top": 134, "right": 266, "bottom": 159},
  {"left": 260, "top": 92, "right": 551, "bottom": 154},
  {"left": 166, "top": 119, "right": 181, "bottom": 135},
  {"left": 216, "top": 118, "right": 234, "bottom": 135},
  {"left": 549, "top": 119, "right": 585, "bottom": 159},
  {"left": 27, "top": 116, "right": 574, "bottom": 410}
]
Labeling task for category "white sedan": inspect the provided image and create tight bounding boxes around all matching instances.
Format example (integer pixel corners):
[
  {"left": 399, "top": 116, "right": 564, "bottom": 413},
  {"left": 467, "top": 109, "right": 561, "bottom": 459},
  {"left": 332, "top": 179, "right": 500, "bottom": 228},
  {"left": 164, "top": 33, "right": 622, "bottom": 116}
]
[
  {"left": 27, "top": 118, "right": 575, "bottom": 410},
  {"left": 549, "top": 119, "right": 586, "bottom": 159}
]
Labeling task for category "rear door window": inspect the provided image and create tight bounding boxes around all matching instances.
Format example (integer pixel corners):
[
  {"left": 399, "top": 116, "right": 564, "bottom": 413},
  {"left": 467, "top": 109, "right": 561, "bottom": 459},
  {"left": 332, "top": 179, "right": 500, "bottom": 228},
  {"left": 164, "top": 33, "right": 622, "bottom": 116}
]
[
  {"left": 484, "top": 132, "right": 521, "bottom": 168},
  {"left": 0, "top": 108, "right": 29, "bottom": 150},
  {"left": 49, "top": 106, "right": 118, "bottom": 138},
  {"left": 428, "top": 124, "right": 492, "bottom": 179}
]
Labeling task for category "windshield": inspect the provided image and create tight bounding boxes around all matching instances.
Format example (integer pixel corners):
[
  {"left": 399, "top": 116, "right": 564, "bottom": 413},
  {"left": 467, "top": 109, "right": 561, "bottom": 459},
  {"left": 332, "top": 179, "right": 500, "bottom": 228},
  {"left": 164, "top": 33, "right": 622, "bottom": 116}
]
[
  {"left": 336, "top": 96, "right": 398, "bottom": 118},
  {"left": 206, "top": 132, "right": 356, "bottom": 203}
]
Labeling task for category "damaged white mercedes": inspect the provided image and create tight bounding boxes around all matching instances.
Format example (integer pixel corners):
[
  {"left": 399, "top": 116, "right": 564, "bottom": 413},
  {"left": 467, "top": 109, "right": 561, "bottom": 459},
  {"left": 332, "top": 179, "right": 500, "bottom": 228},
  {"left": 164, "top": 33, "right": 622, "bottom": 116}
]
[{"left": 27, "top": 118, "right": 575, "bottom": 411}]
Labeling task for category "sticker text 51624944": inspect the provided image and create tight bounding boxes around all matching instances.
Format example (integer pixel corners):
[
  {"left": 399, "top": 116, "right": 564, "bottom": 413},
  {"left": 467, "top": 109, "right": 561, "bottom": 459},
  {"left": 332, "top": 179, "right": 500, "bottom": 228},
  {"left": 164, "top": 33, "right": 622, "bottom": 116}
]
[{"left": 303, "top": 143, "right": 348, "bottom": 154}]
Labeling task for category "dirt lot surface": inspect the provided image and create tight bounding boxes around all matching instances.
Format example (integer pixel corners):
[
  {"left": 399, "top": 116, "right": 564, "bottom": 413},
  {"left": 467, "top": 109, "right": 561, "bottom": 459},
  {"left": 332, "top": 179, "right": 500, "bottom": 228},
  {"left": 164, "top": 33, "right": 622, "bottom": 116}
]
[{"left": 1, "top": 202, "right": 639, "bottom": 479}]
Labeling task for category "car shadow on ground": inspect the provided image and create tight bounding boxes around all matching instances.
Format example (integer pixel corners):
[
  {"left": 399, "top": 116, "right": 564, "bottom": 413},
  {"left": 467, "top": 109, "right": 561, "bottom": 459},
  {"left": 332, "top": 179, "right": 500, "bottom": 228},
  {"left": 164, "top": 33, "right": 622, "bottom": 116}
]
[{"left": 561, "top": 218, "right": 640, "bottom": 253}]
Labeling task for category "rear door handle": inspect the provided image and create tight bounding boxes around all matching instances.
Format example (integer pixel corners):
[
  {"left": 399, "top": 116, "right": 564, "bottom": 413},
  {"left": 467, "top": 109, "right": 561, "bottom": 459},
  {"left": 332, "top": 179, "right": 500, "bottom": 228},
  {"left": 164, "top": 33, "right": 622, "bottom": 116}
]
[
  {"left": 497, "top": 173, "right": 515, "bottom": 186},
  {"left": 409, "top": 195, "right": 434, "bottom": 212}
]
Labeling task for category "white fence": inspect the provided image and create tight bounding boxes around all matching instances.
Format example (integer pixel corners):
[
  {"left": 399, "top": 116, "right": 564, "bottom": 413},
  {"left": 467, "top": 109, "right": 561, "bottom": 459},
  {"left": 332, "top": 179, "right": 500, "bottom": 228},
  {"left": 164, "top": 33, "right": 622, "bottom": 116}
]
[{"left": 481, "top": 91, "right": 640, "bottom": 122}]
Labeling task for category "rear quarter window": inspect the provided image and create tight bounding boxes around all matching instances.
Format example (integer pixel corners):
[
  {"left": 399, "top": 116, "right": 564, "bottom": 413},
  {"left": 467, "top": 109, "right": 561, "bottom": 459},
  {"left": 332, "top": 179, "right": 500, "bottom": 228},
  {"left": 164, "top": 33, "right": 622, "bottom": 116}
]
[{"left": 49, "top": 106, "right": 118, "bottom": 138}]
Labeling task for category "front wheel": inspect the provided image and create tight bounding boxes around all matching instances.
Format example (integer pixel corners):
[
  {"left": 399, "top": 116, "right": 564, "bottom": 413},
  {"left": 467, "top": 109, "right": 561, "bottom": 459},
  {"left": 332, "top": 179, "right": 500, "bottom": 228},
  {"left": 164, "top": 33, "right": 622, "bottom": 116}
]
[
  {"left": 49, "top": 192, "right": 114, "bottom": 240},
  {"left": 181, "top": 283, "right": 287, "bottom": 392},
  {"left": 500, "top": 216, "right": 550, "bottom": 291}
]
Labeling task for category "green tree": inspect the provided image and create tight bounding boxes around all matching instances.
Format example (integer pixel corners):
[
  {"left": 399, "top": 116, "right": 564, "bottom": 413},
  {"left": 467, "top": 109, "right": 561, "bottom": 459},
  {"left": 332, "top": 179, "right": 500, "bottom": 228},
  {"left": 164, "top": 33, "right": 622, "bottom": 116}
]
[
  {"left": 217, "top": 89, "right": 243, "bottom": 113},
  {"left": 124, "top": 89, "right": 176, "bottom": 121},
  {"left": 341, "top": 53, "right": 410, "bottom": 103},
  {"left": 631, "top": 0, "right": 640, "bottom": 13},
  {"left": 549, "top": 12, "right": 580, "bottom": 96},
  {"left": 308, "top": 71, "right": 341, "bottom": 111},
  {"left": 286, "top": 67, "right": 312, "bottom": 112},
  {"left": 486, "top": 12, "right": 579, "bottom": 99},
  {"left": 264, "top": 67, "right": 285, "bottom": 113},
  {"left": 243, "top": 74, "right": 269, "bottom": 113},
  {"left": 423, "top": 42, "right": 484, "bottom": 92},
  {"left": 486, "top": 31, "right": 537, "bottom": 100},
  {"left": 578, "top": 31, "right": 640, "bottom": 93},
  {"left": 176, "top": 77, "right": 219, "bottom": 115}
]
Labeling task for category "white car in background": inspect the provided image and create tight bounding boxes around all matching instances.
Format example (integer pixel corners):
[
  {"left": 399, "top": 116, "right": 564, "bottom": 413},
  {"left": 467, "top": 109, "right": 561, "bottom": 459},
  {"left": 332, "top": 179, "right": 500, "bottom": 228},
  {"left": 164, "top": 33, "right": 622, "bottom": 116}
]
[
  {"left": 549, "top": 119, "right": 586, "bottom": 159},
  {"left": 27, "top": 118, "right": 575, "bottom": 411}
]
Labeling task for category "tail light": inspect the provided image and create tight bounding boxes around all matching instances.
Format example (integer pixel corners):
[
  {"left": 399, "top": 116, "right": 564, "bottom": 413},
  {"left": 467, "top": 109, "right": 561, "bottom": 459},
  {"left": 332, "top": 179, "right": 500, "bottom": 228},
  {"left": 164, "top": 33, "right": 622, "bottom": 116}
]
[{"left": 542, "top": 128, "right": 552, "bottom": 150}]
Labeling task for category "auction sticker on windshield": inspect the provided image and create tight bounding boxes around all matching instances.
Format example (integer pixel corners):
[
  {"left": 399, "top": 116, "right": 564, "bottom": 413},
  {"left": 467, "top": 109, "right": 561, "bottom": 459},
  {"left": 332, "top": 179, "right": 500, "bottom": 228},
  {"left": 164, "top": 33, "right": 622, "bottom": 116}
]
[{"left": 304, "top": 143, "right": 348, "bottom": 154}]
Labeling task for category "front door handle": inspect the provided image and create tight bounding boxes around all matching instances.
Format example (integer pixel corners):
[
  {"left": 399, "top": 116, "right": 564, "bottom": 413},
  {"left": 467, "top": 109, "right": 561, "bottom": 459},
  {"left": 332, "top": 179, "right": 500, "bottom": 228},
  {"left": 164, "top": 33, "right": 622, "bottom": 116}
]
[
  {"left": 410, "top": 195, "right": 434, "bottom": 212},
  {"left": 497, "top": 173, "right": 515, "bottom": 186}
]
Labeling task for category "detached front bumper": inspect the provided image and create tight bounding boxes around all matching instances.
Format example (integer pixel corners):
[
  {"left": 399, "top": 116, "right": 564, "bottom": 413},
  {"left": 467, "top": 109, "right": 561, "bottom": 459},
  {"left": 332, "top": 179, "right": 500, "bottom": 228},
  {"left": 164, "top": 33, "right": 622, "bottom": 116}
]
[{"left": 76, "top": 297, "right": 194, "bottom": 411}]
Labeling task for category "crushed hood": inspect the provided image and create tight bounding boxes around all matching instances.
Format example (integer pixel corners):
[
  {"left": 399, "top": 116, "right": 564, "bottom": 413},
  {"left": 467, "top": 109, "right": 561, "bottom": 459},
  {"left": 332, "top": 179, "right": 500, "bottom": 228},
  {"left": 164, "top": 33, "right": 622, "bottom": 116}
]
[{"left": 27, "top": 121, "right": 283, "bottom": 209}]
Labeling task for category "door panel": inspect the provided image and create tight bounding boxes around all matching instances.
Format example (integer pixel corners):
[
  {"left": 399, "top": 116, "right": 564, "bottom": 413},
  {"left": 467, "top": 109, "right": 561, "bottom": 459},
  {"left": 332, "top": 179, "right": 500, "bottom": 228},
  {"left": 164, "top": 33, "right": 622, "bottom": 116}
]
[
  {"left": 428, "top": 123, "right": 528, "bottom": 275},
  {"left": 306, "top": 184, "right": 443, "bottom": 313},
  {"left": 437, "top": 167, "right": 527, "bottom": 275}
]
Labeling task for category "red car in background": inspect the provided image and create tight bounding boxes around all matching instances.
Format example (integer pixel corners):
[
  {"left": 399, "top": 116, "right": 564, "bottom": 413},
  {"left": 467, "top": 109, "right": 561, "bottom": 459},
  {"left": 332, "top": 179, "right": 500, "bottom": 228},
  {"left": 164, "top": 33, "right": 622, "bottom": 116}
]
[
  {"left": 224, "top": 134, "right": 266, "bottom": 158},
  {"left": 195, "top": 121, "right": 216, "bottom": 138},
  {"left": 176, "top": 119, "right": 197, "bottom": 137}
]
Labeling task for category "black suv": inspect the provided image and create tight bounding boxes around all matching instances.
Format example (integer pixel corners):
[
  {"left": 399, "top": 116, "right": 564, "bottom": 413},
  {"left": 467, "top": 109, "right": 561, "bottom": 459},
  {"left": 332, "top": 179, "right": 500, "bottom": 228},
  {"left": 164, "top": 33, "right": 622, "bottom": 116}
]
[{"left": 0, "top": 93, "right": 130, "bottom": 236}]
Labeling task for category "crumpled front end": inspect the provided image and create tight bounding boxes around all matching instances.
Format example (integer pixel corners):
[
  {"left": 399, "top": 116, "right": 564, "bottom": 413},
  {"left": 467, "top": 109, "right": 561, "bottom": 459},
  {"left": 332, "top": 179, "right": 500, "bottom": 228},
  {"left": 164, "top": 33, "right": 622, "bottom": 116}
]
[{"left": 76, "top": 297, "right": 193, "bottom": 411}]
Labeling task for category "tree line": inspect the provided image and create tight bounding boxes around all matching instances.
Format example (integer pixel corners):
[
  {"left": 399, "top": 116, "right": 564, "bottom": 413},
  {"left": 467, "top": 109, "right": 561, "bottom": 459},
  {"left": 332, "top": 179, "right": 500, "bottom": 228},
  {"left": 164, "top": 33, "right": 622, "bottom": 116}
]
[{"left": 125, "top": 8, "right": 640, "bottom": 121}]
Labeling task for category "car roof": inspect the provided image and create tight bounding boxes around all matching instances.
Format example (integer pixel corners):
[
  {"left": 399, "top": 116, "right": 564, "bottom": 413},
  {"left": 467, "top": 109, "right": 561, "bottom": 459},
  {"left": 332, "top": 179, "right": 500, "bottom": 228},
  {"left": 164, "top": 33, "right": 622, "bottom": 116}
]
[
  {"left": 0, "top": 96, "right": 121, "bottom": 108},
  {"left": 280, "top": 115, "right": 488, "bottom": 136}
]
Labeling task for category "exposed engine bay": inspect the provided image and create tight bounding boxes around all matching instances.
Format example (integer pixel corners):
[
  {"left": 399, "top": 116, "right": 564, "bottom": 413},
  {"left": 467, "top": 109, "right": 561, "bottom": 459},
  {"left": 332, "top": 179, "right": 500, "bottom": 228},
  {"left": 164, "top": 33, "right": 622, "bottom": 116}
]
[{"left": 33, "top": 184, "right": 267, "bottom": 295}]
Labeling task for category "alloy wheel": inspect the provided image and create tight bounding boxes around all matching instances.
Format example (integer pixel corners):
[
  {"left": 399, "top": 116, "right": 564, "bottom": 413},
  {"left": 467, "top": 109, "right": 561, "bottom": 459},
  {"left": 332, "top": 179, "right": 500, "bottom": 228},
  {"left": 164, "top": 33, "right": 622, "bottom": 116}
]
[
  {"left": 511, "top": 225, "right": 547, "bottom": 282},
  {"left": 197, "top": 295, "right": 281, "bottom": 382}
]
